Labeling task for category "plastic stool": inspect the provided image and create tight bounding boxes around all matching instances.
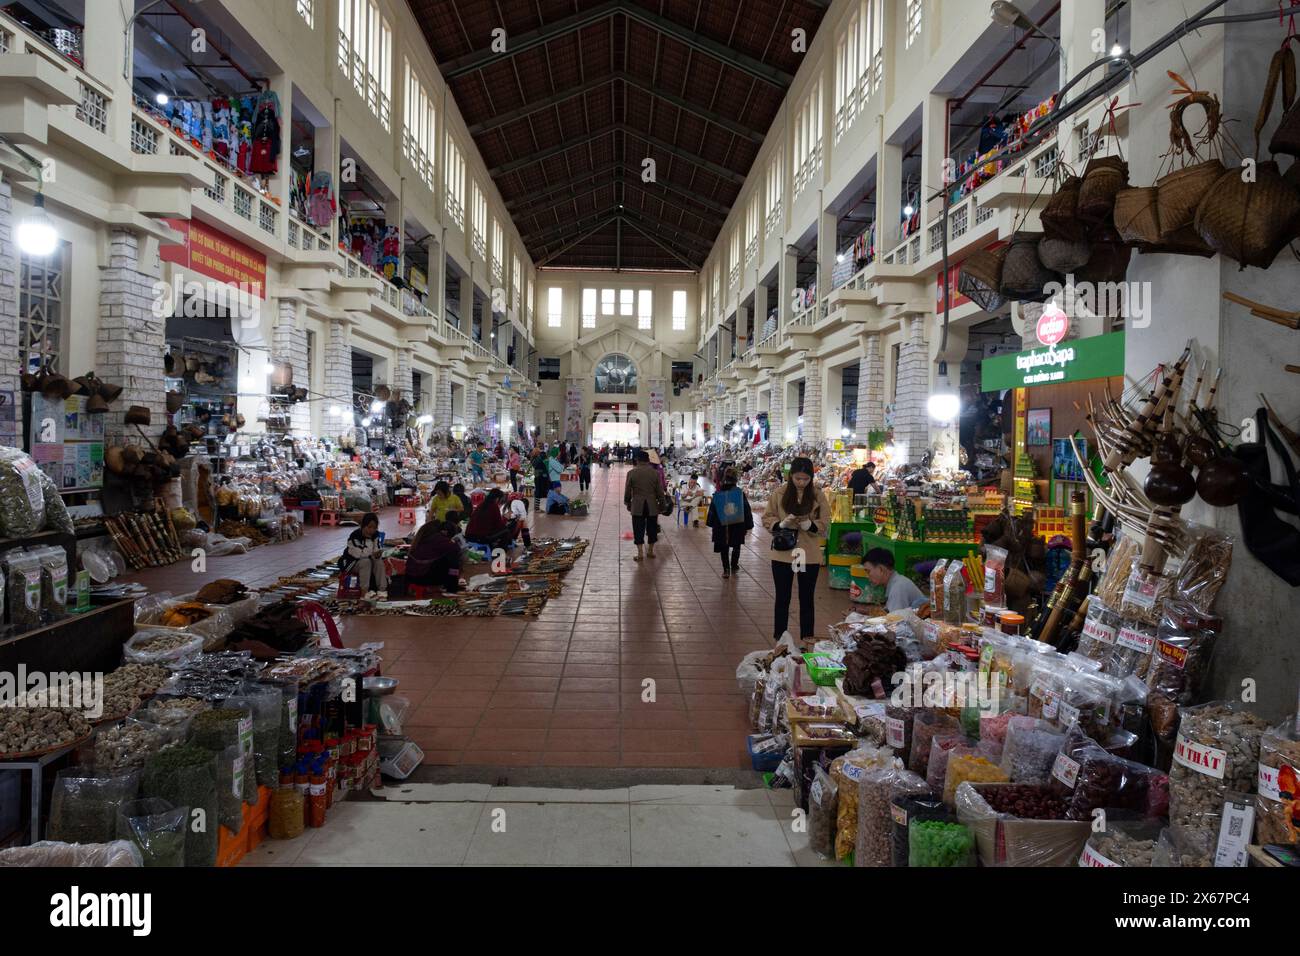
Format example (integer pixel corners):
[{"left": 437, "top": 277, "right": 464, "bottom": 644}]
[
  {"left": 296, "top": 600, "right": 343, "bottom": 648},
  {"left": 320, "top": 511, "right": 340, "bottom": 527},
  {"left": 398, "top": 507, "right": 417, "bottom": 525}
]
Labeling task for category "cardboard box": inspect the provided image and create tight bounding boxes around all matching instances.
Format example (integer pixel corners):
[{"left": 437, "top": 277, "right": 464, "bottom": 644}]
[{"left": 955, "top": 783, "right": 1091, "bottom": 867}]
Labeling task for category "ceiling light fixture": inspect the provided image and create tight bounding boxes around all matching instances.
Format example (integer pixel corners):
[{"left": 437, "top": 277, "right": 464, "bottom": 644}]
[
  {"left": 155, "top": 92, "right": 169, "bottom": 106},
  {"left": 17, "top": 194, "right": 58, "bottom": 257},
  {"left": 903, "top": 204, "right": 915, "bottom": 218}
]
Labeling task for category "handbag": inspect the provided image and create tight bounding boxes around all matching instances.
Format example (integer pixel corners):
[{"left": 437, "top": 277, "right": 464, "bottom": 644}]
[
  {"left": 658, "top": 493, "right": 674, "bottom": 518},
  {"left": 771, "top": 527, "right": 798, "bottom": 552}
]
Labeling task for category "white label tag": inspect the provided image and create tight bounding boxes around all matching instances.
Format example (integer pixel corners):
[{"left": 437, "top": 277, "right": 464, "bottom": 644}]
[
  {"left": 287, "top": 697, "right": 298, "bottom": 736},
  {"left": 14, "top": 457, "right": 43, "bottom": 513},
  {"left": 1214, "top": 799, "right": 1254, "bottom": 868},
  {"left": 238, "top": 714, "right": 254, "bottom": 758},
  {"left": 309, "top": 782, "right": 326, "bottom": 797},
  {"left": 1042, "top": 689, "right": 1060, "bottom": 721},
  {"left": 1082, "top": 617, "right": 1117, "bottom": 646},
  {"left": 1058, "top": 702, "right": 1081, "bottom": 728},
  {"left": 1079, "top": 842, "right": 1118, "bottom": 867},
  {"left": 891, "top": 804, "right": 908, "bottom": 827},
  {"left": 1257, "top": 762, "right": 1297, "bottom": 802},
  {"left": 232, "top": 754, "right": 245, "bottom": 800},
  {"left": 809, "top": 779, "right": 824, "bottom": 803},
  {"left": 1123, "top": 573, "right": 1158, "bottom": 610},
  {"left": 1116, "top": 626, "right": 1154, "bottom": 654},
  {"left": 1051, "top": 752, "right": 1081, "bottom": 789},
  {"left": 886, "top": 716, "right": 906, "bottom": 749},
  {"left": 1173, "top": 733, "right": 1227, "bottom": 780},
  {"left": 24, "top": 570, "right": 41, "bottom": 610}
]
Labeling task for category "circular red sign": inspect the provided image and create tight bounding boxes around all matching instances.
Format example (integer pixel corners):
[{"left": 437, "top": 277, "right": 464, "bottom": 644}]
[{"left": 1036, "top": 304, "right": 1070, "bottom": 346}]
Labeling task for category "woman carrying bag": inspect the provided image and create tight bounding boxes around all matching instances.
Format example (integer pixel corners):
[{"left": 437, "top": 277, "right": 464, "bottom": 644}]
[
  {"left": 762, "top": 457, "right": 831, "bottom": 645},
  {"left": 706, "top": 467, "right": 754, "bottom": 578}
]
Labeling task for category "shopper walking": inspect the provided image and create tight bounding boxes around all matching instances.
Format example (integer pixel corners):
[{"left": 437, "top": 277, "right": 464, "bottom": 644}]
[
  {"left": 469, "top": 442, "right": 487, "bottom": 484},
  {"left": 706, "top": 467, "right": 753, "bottom": 579},
  {"left": 624, "top": 449, "right": 666, "bottom": 561},
  {"left": 578, "top": 449, "right": 592, "bottom": 492},
  {"left": 342, "top": 512, "right": 388, "bottom": 597},
  {"left": 507, "top": 445, "right": 522, "bottom": 492},
  {"left": 762, "top": 457, "right": 831, "bottom": 645}
]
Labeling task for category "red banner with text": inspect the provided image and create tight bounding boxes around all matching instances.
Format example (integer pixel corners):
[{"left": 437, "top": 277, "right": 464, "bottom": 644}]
[{"left": 161, "top": 218, "right": 267, "bottom": 298}]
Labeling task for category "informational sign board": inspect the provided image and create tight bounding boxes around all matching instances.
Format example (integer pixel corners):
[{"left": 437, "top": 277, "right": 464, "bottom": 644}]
[
  {"left": 981, "top": 332, "right": 1125, "bottom": 391},
  {"left": 29, "top": 392, "right": 105, "bottom": 490},
  {"left": 161, "top": 218, "right": 267, "bottom": 298}
]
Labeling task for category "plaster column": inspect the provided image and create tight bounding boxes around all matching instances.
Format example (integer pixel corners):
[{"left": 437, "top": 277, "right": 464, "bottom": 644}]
[
  {"left": 322, "top": 318, "right": 355, "bottom": 442},
  {"left": 98, "top": 230, "right": 166, "bottom": 439},
  {"left": 855, "top": 332, "right": 885, "bottom": 440},
  {"left": 893, "top": 315, "right": 930, "bottom": 463},
  {"left": 0, "top": 180, "right": 22, "bottom": 449},
  {"left": 778, "top": 245, "right": 798, "bottom": 327},
  {"left": 272, "top": 299, "right": 310, "bottom": 434},
  {"left": 801, "top": 356, "right": 823, "bottom": 445},
  {"left": 768, "top": 376, "right": 785, "bottom": 445}
]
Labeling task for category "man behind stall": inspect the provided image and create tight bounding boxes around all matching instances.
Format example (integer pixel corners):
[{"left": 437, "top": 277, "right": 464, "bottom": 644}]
[{"left": 862, "top": 547, "right": 927, "bottom": 612}]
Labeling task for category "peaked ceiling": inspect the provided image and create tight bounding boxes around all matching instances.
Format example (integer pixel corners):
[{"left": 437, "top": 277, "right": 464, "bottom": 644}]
[{"left": 408, "top": 0, "right": 828, "bottom": 271}]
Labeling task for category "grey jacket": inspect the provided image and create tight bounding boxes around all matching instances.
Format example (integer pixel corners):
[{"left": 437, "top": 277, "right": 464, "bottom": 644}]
[{"left": 624, "top": 463, "right": 664, "bottom": 517}]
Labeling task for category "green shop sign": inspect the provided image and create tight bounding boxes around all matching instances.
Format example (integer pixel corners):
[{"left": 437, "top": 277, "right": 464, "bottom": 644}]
[{"left": 981, "top": 331, "right": 1125, "bottom": 391}]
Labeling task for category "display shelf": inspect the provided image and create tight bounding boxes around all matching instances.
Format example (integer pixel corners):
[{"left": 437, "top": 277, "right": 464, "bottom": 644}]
[{"left": 858, "top": 530, "right": 975, "bottom": 586}]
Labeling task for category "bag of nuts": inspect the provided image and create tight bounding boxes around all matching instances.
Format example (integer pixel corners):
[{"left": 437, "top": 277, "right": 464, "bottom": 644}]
[
  {"left": 807, "top": 764, "right": 838, "bottom": 859},
  {"left": 1078, "top": 819, "right": 1164, "bottom": 867},
  {"left": 1168, "top": 701, "right": 1271, "bottom": 836},
  {"left": 1255, "top": 716, "right": 1300, "bottom": 846},
  {"left": 855, "top": 766, "right": 928, "bottom": 867}
]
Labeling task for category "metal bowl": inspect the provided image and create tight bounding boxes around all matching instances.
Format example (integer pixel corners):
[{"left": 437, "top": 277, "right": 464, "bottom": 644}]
[{"left": 363, "top": 676, "right": 399, "bottom": 696}]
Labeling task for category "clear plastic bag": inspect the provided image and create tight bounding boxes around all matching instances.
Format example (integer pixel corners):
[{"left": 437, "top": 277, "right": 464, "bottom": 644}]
[
  {"left": 1119, "top": 562, "right": 1176, "bottom": 625},
  {"left": 190, "top": 707, "right": 257, "bottom": 805},
  {"left": 92, "top": 718, "right": 176, "bottom": 774},
  {"left": 890, "top": 792, "right": 945, "bottom": 867},
  {"left": 855, "top": 767, "right": 928, "bottom": 868},
  {"left": 1174, "top": 525, "right": 1232, "bottom": 614},
  {"left": 1025, "top": 656, "right": 1068, "bottom": 722},
  {"left": 1055, "top": 668, "right": 1119, "bottom": 738},
  {"left": 223, "top": 684, "right": 283, "bottom": 787},
  {"left": 1146, "top": 600, "right": 1221, "bottom": 710},
  {"left": 925, "top": 735, "right": 970, "bottom": 792},
  {"left": 943, "top": 752, "right": 1008, "bottom": 807},
  {"left": 115, "top": 797, "right": 187, "bottom": 867},
  {"left": 983, "top": 545, "right": 1007, "bottom": 607},
  {"left": 33, "top": 544, "right": 69, "bottom": 620},
  {"left": 1168, "top": 701, "right": 1271, "bottom": 836},
  {"left": 4, "top": 549, "right": 43, "bottom": 632},
  {"left": 47, "top": 769, "right": 142, "bottom": 845},
  {"left": 1106, "top": 617, "right": 1156, "bottom": 681},
  {"left": 1000, "top": 717, "right": 1067, "bottom": 784},
  {"left": 123, "top": 628, "right": 205, "bottom": 665},
  {"left": 0, "top": 447, "right": 47, "bottom": 536},
  {"left": 0, "top": 840, "right": 142, "bottom": 867},
  {"left": 807, "top": 764, "right": 838, "bottom": 859},
  {"left": 1079, "top": 819, "right": 1164, "bottom": 867},
  {"left": 908, "top": 818, "right": 975, "bottom": 867},
  {"left": 1076, "top": 598, "right": 1120, "bottom": 663},
  {"left": 830, "top": 745, "right": 895, "bottom": 860},
  {"left": 1255, "top": 716, "right": 1300, "bottom": 846},
  {"left": 955, "top": 783, "right": 1087, "bottom": 866},
  {"left": 1152, "top": 824, "right": 1214, "bottom": 867},
  {"left": 142, "top": 745, "right": 218, "bottom": 867},
  {"left": 1050, "top": 725, "right": 1158, "bottom": 821},
  {"left": 908, "top": 710, "right": 961, "bottom": 777},
  {"left": 942, "top": 563, "right": 966, "bottom": 625},
  {"left": 884, "top": 703, "right": 914, "bottom": 765}
]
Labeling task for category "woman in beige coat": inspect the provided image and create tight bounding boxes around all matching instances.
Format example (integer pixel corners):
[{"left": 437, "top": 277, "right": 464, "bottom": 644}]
[{"left": 761, "top": 456, "right": 831, "bottom": 643}]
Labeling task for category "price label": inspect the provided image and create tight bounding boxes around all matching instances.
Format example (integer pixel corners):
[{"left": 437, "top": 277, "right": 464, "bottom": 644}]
[
  {"left": 1058, "top": 702, "right": 1081, "bottom": 728},
  {"left": 1214, "top": 798, "right": 1254, "bottom": 868},
  {"left": 886, "top": 716, "right": 906, "bottom": 749},
  {"left": 1051, "top": 752, "right": 1081, "bottom": 789},
  {"left": 1173, "top": 733, "right": 1227, "bottom": 780},
  {"left": 1117, "top": 626, "right": 1154, "bottom": 654},
  {"left": 1154, "top": 639, "right": 1188, "bottom": 670},
  {"left": 1078, "top": 842, "right": 1118, "bottom": 868},
  {"left": 891, "top": 804, "right": 909, "bottom": 827},
  {"left": 1082, "top": 617, "right": 1117, "bottom": 646}
]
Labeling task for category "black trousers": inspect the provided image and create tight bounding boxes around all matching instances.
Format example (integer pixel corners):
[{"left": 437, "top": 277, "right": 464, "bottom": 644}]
[
  {"left": 720, "top": 545, "right": 741, "bottom": 573},
  {"left": 771, "top": 560, "right": 821, "bottom": 640},
  {"left": 508, "top": 470, "right": 519, "bottom": 491},
  {"left": 579, "top": 471, "right": 591, "bottom": 491},
  {"left": 631, "top": 510, "right": 660, "bottom": 544}
]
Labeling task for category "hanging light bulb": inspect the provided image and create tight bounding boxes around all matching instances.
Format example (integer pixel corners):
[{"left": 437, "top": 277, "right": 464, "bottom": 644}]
[
  {"left": 329, "top": 405, "right": 342, "bottom": 417},
  {"left": 17, "top": 194, "right": 58, "bottom": 257},
  {"left": 361, "top": 417, "right": 372, "bottom": 427},
  {"left": 903, "top": 204, "right": 915, "bottom": 218},
  {"left": 1110, "top": 44, "right": 1123, "bottom": 57},
  {"left": 155, "top": 92, "right": 170, "bottom": 106},
  {"left": 371, "top": 399, "right": 384, "bottom": 413},
  {"left": 927, "top": 361, "right": 961, "bottom": 422}
]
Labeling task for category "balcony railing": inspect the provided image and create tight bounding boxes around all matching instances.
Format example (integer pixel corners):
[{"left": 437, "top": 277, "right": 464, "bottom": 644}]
[
  {"left": 287, "top": 215, "right": 332, "bottom": 252},
  {"left": 74, "top": 80, "right": 108, "bottom": 134},
  {"left": 745, "top": 237, "right": 758, "bottom": 264},
  {"left": 765, "top": 205, "right": 782, "bottom": 237},
  {"left": 130, "top": 115, "right": 159, "bottom": 155}
]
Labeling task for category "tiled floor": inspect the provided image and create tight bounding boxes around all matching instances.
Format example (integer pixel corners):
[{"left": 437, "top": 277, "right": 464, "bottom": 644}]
[
  {"left": 125, "top": 463, "right": 850, "bottom": 769},
  {"left": 242, "top": 784, "right": 839, "bottom": 867}
]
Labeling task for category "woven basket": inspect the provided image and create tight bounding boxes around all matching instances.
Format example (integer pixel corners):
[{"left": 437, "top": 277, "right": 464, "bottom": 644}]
[
  {"left": 1077, "top": 156, "right": 1129, "bottom": 223},
  {"left": 999, "top": 231, "right": 1061, "bottom": 303},
  {"left": 1075, "top": 240, "right": 1132, "bottom": 284},
  {"left": 1037, "top": 235, "right": 1092, "bottom": 273},
  {"left": 1041, "top": 175, "right": 1085, "bottom": 240},
  {"left": 1156, "top": 159, "right": 1224, "bottom": 238},
  {"left": 957, "top": 245, "right": 1008, "bottom": 313},
  {"left": 1114, "top": 186, "right": 1161, "bottom": 244},
  {"left": 1194, "top": 160, "right": 1300, "bottom": 268}
]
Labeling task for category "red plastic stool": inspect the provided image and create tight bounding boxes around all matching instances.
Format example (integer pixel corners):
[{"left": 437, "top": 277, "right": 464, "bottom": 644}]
[
  {"left": 398, "top": 507, "right": 417, "bottom": 525},
  {"left": 406, "top": 582, "right": 439, "bottom": 599},
  {"left": 320, "top": 511, "right": 340, "bottom": 527},
  {"left": 296, "top": 600, "right": 343, "bottom": 648}
]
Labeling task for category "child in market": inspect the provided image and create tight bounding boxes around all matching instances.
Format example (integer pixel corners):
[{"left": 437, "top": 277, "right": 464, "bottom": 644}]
[
  {"left": 509, "top": 493, "right": 533, "bottom": 548},
  {"left": 682, "top": 473, "right": 706, "bottom": 528}
]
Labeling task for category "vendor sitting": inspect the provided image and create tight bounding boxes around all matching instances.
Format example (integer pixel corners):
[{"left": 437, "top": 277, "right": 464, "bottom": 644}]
[
  {"left": 862, "top": 547, "right": 928, "bottom": 612},
  {"left": 342, "top": 512, "right": 387, "bottom": 598},
  {"left": 428, "top": 480, "right": 467, "bottom": 524},
  {"left": 403, "top": 519, "right": 461, "bottom": 593},
  {"left": 464, "top": 488, "right": 519, "bottom": 551},
  {"left": 546, "top": 481, "right": 570, "bottom": 515}
]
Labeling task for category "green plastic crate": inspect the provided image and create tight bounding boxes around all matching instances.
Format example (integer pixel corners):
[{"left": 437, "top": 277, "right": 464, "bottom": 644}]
[{"left": 802, "top": 652, "right": 846, "bottom": 686}]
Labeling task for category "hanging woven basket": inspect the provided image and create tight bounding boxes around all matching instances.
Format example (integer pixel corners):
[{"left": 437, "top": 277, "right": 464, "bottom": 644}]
[
  {"left": 1077, "top": 155, "right": 1129, "bottom": 223},
  {"left": 1114, "top": 186, "right": 1162, "bottom": 245},
  {"left": 998, "top": 231, "right": 1061, "bottom": 303},
  {"left": 1157, "top": 159, "right": 1225, "bottom": 238},
  {"left": 1040, "top": 175, "right": 1085, "bottom": 241},
  {"left": 1194, "top": 160, "right": 1300, "bottom": 268},
  {"left": 957, "top": 245, "right": 1009, "bottom": 313},
  {"left": 1037, "top": 235, "right": 1093, "bottom": 273}
]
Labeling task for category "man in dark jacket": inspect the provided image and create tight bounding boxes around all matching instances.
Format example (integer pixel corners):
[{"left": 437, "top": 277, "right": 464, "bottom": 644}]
[
  {"left": 847, "top": 461, "right": 879, "bottom": 498},
  {"left": 706, "top": 467, "right": 754, "bottom": 578},
  {"left": 624, "top": 449, "right": 665, "bottom": 561}
]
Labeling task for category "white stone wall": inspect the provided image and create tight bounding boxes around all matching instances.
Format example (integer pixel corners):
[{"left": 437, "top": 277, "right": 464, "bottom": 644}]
[
  {"left": 322, "top": 319, "right": 354, "bottom": 441},
  {"left": 98, "top": 230, "right": 167, "bottom": 439},
  {"left": 434, "top": 367, "right": 453, "bottom": 429},
  {"left": 464, "top": 383, "right": 479, "bottom": 430},
  {"left": 768, "top": 383, "right": 784, "bottom": 445},
  {"left": 484, "top": 390, "right": 497, "bottom": 438},
  {"left": 0, "top": 181, "right": 21, "bottom": 450},
  {"left": 856, "top": 333, "right": 885, "bottom": 438},
  {"left": 272, "top": 301, "right": 310, "bottom": 434},
  {"left": 393, "top": 345, "right": 414, "bottom": 400},
  {"left": 801, "top": 356, "right": 823, "bottom": 444},
  {"left": 894, "top": 315, "right": 930, "bottom": 463}
]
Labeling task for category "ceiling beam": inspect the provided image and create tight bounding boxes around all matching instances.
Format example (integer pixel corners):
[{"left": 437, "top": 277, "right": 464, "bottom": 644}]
[
  {"left": 514, "top": 173, "right": 724, "bottom": 226},
  {"left": 623, "top": 128, "right": 746, "bottom": 185},
  {"left": 619, "top": 74, "right": 764, "bottom": 144},
  {"left": 619, "top": 217, "right": 700, "bottom": 270},
  {"left": 616, "top": 207, "right": 714, "bottom": 253},
  {"left": 536, "top": 216, "right": 620, "bottom": 267},
  {"left": 490, "top": 125, "right": 619, "bottom": 177},
  {"left": 505, "top": 162, "right": 623, "bottom": 213},
  {"left": 439, "top": 0, "right": 623, "bottom": 79},
  {"left": 527, "top": 207, "right": 621, "bottom": 244},
  {"left": 468, "top": 73, "right": 616, "bottom": 135},
  {"left": 620, "top": 5, "right": 792, "bottom": 88}
]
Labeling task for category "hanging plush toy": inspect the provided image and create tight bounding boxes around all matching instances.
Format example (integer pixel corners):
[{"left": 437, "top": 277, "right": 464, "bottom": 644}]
[
  {"left": 212, "top": 98, "right": 231, "bottom": 162},
  {"left": 201, "top": 101, "right": 214, "bottom": 153}
]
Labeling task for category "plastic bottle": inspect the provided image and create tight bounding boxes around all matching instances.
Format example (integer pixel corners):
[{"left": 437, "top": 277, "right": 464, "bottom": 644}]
[{"left": 308, "top": 758, "right": 327, "bottom": 828}]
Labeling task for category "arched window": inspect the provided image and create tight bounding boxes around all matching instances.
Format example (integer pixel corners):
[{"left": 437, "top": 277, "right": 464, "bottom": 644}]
[{"left": 594, "top": 353, "right": 637, "bottom": 394}]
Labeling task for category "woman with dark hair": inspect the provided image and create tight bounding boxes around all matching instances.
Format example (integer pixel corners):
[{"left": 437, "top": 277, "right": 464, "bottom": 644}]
[
  {"left": 578, "top": 448, "right": 592, "bottom": 493},
  {"left": 465, "top": 488, "right": 518, "bottom": 550},
  {"left": 404, "top": 519, "right": 461, "bottom": 593},
  {"left": 429, "top": 480, "right": 466, "bottom": 524},
  {"left": 706, "top": 467, "right": 754, "bottom": 579},
  {"left": 343, "top": 512, "right": 387, "bottom": 597},
  {"left": 762, "top": 457, "right": 831, "bottom": 645},
  {"left": 507, "top": 445, "right": 522, "bottom": 492}
]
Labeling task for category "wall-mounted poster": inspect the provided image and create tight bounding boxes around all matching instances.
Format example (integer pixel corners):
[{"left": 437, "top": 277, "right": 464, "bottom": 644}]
[
  {"left": 29, "top": 392, "right": 105, "bottom": 490},
  {"left": 1027, "top": 407, "right": 1052, "bottom": 446},
  {"left": 564, "top": 383, "right": 584, "bottom": 443}
]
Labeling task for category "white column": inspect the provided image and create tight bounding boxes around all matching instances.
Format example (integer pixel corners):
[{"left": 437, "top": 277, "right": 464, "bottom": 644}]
[
  {"left": 801, "top": 356, "right": 823, "bottom": 445},
  {"left": 778, "top": 246, "right": 798, "bottom": 326},
  {"left": 817, "top": 207, "right": 836, "bottom": 303},
  {"left": 0, "top": 181, "right": 21, "bottom": 449},
  {"left": 893, "top": 315, "right": 930, "bottom": 464},
  {"left": 273, "top": 300, "right": 310, "bottom": 434},
  {"left": 98, "top": 230, "right": 166, "bottom": 439},
  {"left": 856, "top": 332, "right": 885, "bottom": 440},
  {"left": 323, "top": 318, "right": 354, "bottom": 442},
  {"left": 768, "top": 378, "right": 785, "bottom": 446}
]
